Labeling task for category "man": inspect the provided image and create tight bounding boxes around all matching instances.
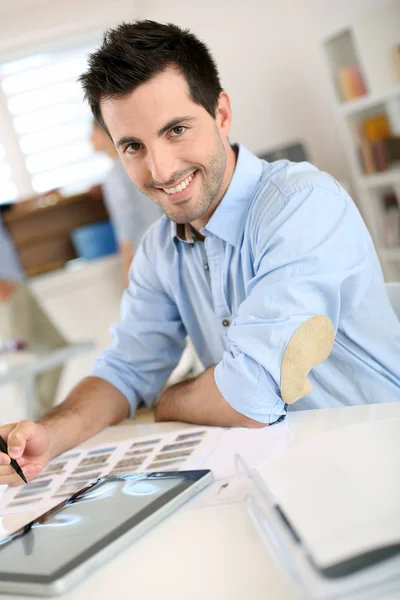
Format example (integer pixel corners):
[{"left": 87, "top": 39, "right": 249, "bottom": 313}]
[
  {"left": 0, "top": 21, "right": 399, "bottom": 486},
  {"left": 91, "top": 121, "right": 162, "bottom": 287}
]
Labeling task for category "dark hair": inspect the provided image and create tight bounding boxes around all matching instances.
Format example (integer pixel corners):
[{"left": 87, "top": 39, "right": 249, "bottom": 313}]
[{"left": 80, "top": 20, "right": 223, "bottom": 131}]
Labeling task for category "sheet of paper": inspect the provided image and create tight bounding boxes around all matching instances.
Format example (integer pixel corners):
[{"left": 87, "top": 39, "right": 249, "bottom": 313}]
[
  {"left": 193, "top": 421, "right": 288, "bottom": 508},
  {"left": 256, "top": 417, "right": 400, "bottom": 568},
  {"left": 0, "top": 426, "right": 223, "bottom": 525}
]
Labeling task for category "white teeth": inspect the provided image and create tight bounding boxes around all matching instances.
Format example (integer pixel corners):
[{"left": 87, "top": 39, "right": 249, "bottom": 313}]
[{"left": 163, "top": 172, "right": 194, "bottom": 194}]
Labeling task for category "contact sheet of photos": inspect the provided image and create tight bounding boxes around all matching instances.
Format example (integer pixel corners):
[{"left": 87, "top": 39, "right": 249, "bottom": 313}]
[{"left": 0, "top": 427, "right": 223, "bottom": 517}]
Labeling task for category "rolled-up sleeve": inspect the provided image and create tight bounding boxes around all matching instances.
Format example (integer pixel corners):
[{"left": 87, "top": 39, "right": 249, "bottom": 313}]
[
  {"left": 90, "top": 226, "right": 187, "bottom": 417},
  {"left": 214, "top": 183, "right": 370, "bottom": 424}
]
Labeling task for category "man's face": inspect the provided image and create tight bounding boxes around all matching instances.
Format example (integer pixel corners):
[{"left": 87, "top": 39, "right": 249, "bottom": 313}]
[{"left": 100, "top": 68, "right": 231, "bottom": 226}]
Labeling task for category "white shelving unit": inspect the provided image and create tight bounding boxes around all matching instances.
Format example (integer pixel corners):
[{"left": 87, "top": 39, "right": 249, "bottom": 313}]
[{"left": 322, "top": 5, "right": 400, "bottom": 281}]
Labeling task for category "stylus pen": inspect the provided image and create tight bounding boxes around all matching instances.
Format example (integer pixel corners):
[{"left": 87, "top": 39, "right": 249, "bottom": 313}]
[{"left": 0, "top": 435, "right": 27, "bottom": 484}]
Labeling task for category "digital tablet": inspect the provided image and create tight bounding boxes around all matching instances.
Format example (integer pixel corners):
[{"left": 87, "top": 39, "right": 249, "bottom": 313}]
[{"left": 0, "top": 470, "right": 213, "bottom": 597}]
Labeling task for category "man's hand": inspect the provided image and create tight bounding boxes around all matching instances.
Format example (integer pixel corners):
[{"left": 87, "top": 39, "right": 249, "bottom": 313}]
[
  {"left": 0, "top": 280, "right": 18, "bottom": 302},
  {"left": 0, "top": 378, "right": 130, "bottom": 488},
  {"left": 0, "top": 421, "right": 52, "bottom": 486}
]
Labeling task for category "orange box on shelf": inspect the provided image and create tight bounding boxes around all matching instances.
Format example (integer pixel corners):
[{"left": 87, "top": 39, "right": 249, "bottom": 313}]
[{"left": 362, "top": 114, "right": 391, "bottom": 142}]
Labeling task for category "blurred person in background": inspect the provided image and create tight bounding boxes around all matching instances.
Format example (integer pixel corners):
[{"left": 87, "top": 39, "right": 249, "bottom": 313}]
[
  {"left": 91, "top": 121, "right": 162, "bottom": 286},
  {"left": 0, "top": 211, "right": 23, "bottom": 302}
]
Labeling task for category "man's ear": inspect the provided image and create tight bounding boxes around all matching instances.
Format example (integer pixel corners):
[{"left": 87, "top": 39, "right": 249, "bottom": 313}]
[
  {"left": 280, "top": 315, "right": 335, "bottom": 404},
  {"left": 216, "top": 91, "right": 232, "bottom": 137}
]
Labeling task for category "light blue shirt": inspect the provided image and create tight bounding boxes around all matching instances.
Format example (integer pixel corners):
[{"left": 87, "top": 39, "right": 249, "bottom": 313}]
[
  {"left": 91, "top": 144, "right": 400, "bottom": 423},
  {"left": 103, "top": 160, "right": 162, "bottom": 246}
]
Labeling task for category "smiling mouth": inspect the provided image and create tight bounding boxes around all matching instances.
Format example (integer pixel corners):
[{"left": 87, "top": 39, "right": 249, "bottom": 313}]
[{"left": 159, "top": 170, "right": 197, "bottom": 196}]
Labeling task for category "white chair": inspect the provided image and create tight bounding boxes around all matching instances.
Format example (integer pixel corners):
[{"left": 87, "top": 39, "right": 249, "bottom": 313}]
[
  {"left": 385, "top": 282, "right": 400, "bottom": 320},
  {"left": 0, "top": 284, "right": 93, "bottom": 423}
]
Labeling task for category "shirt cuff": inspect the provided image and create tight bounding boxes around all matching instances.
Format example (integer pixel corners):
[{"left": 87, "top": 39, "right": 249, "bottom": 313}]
[{"left": 90, "top": 361, "right": 140, "bottom": 418}]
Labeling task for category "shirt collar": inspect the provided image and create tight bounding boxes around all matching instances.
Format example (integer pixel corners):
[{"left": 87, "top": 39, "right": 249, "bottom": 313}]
[{"left": 173, "top": 144, "right": 263, "bottom": 247}]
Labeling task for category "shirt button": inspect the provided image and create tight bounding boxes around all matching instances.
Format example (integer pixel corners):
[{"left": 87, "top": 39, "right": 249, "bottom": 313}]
[
  {"left": 204, "top": 263, "right": 209, "bottom": 271},
  {"left": 222, "top": 319, "right": 230, "bottom": 327}
]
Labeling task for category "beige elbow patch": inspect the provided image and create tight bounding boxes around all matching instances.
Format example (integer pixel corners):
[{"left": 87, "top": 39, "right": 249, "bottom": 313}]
[{"left": 280, "top": 315, "right": 334, "bottom": 404}]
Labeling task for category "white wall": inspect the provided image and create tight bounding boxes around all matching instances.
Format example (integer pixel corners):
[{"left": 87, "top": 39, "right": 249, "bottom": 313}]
[
  {"left": 305, "top": 0, "right": 398, "bottom": 32},
  {"left": 135, "top": 0, "right": 399, "bottom": 184},
  {"left": 0, "top": 0, "right": 137, "bottom": 59}
]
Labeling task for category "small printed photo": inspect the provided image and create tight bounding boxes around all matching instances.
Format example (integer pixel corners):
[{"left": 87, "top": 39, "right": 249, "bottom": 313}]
[
  {"left": 23, "top": 478, "right": 52, "bottom": 491},
  {"left": 14, "top": 487, "right": 49, "bottom": 499},
  {"left": 52, "top": 493, "right": 73, "bottom": 499},
  {"left": 59, "top": 452, "right": 81, "bottom": 461},
  {"left": 65, "top": 472, "right": 102, "bottom": 483},
  {"left": 54, "top": 482, "right": 85, "bottom": 497},
  {"left": 64, "top": 477, "right": 89, "bottom": 486},
  {"left": 110, "top": 466, "right": 139, "bottom": 475},
  {"left": 147, "top": 458, "right": 185, "bottom": 469},
  {"left": 160, "top": 440, "right": 201, "bottom": 453},
  {"left": 154, "top": 450, "right": 192, "bottom": 461},
  {"left": 77, "top": 454, "right": 111, "bottom": 468},
  {"left": 124, "top": 448, "right": 153, "bottom": 457},
  {"left": 72, "top": 467, "right": 103, "bottom": 477},
  {"left": 87, "top": 447, "right": 116, "bottom": 456},
  {"left": 175, "top": 430, "right": 206, "bottom": 442},
  {"left": 113, "top": 457, "right": 145, "bottom": 470},
  {"left": 43, "top": 461, "right": 67, "bottom": 475},
  {"left": 72, "top": 464, "right": 109, "bottom": 475},
  {"left": 130, "top": 439, "right": 160, "bottom": 449},
  {"left": 7, "top": 497, "right": 43, "bottom": 508},
  {"left": 32, "top": 471, "right": 60, "bottom": 481}
]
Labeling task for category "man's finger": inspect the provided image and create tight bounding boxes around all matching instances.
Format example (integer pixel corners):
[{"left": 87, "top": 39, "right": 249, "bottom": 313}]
[
  {"left": 0, "top": 476, "right": 25, "bottom": 487},
  {"left": 0, "top": 452, "right": 11, "bottom": 466},
  {"left": 0, "top": 467, "right": 24, "bottom": 486},
  {"left": 0, "top": 464, "right": 17, "bottom": 477},
  {"left": 24, "top": 464, "right": 43, "bottom": 478},
  {"left": 0, "top": 463, "right": 42, "bottom": 485},
  {"left": 7, "top": 420, "right": 37, "bottom": 459}
]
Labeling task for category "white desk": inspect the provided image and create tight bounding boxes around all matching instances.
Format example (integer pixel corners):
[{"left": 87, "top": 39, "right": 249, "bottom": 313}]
[{"left": 1, "top": 402, "right": 399, "bottom": 600}]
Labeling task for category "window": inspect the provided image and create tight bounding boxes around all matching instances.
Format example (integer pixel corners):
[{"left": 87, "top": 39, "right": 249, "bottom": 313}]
[{"left": 0, "top": 42, "right": 112, "bottom": 200}]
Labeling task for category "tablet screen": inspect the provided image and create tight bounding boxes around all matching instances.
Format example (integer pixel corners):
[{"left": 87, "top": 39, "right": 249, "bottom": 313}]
[{"left": 0, "top": 473, "right": 191, "bottom": 580}]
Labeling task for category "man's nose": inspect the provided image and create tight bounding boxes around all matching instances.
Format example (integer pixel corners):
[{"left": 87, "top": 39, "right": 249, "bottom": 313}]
[{"left": 146, "top": 145, "right": 179, "bottom": 186}]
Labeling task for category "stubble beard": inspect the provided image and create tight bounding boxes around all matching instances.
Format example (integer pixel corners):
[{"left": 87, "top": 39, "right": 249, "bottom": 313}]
[{"left": 156, "top": 132, "right": 227, "bottom": 224}]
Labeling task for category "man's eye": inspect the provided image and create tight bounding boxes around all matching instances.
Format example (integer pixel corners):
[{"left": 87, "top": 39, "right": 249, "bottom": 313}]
[
  {"left": 126, "top": 142, "right": 142, "bottom": 154},
  {"left": 170, "top": 126, "right": 186, "bottom": 137}
]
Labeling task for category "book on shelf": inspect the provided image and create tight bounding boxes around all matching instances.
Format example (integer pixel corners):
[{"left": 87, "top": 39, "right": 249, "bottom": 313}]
[
  {"left": 372, "top": 140, "right": 388, "bottom": 172},
  {"left": 383, "top": 137, "right": 400, "bottom": 166},
  {"left": 337, "top": 64, "right": 367, "bottom": 101},
  {"left": 359, "top": 139, "right": 376, "bottom": 174},
  {"left": 358, "top": 138, "right": 400, "bottom": 174},
  {"left": 354, "top": 113, "right": 400, "bottom": 174}
]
